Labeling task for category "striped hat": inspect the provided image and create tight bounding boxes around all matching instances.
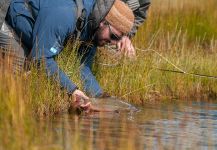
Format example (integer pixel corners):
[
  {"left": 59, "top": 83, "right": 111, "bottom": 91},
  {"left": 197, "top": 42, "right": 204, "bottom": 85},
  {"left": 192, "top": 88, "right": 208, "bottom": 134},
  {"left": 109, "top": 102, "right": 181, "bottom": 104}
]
[{"left": 105, "top": 0, "right": 135, "bottom": 34}]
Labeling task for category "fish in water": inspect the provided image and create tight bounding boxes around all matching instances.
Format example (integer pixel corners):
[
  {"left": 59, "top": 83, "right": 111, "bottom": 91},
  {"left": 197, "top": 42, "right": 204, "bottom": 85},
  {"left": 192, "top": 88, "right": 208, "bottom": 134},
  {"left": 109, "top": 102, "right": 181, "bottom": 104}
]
[
  {"left": 90, "top": 97, "right": 139, "bottom": 113},
  {"left": 70, "top": 97, "right": 139, "bottom": 114}
]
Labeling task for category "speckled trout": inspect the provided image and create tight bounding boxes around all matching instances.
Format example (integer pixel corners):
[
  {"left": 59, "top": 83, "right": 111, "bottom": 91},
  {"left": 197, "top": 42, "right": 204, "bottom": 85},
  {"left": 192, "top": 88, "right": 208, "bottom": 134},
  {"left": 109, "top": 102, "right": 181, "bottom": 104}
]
[{"left": 71, "top": 97, "right": 139, "bottom": 113}]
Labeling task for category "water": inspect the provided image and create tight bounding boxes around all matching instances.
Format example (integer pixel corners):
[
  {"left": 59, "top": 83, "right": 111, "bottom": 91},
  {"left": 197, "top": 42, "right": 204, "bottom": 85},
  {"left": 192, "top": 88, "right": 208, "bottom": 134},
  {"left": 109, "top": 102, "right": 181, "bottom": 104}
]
[{"left": 37, "top": 100, "right": 217, "bottom": 150}]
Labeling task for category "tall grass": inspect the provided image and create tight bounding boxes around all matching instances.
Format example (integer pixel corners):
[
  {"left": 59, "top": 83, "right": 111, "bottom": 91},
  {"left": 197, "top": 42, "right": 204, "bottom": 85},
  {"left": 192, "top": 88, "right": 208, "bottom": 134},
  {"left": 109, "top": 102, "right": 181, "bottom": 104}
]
[
  {"left": 95, "top": 0, "right": 217, "bottom": 103},
  {"left": 0, "top": 0, "right": 217, "bottom": 149},
  {"left": 0, "top": 43, "right": 82, "bottom": 149}
]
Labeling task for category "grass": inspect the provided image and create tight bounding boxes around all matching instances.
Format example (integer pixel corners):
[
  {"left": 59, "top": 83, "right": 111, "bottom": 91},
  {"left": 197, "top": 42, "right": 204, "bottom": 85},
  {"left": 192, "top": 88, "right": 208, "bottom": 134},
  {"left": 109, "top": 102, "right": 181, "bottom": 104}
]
[
  {"left": 0, "top": 0, "right": 217, "bottom": 149},
  {"left": 95, "top": 0, "right": 217, "bottom": 103}
]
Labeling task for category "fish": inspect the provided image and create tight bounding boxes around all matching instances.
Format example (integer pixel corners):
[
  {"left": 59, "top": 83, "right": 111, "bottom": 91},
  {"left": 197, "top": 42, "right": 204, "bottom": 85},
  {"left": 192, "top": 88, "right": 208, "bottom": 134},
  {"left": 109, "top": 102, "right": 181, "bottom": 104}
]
[
  {"left": 70, "top": 97, "right": 139, "bottom": 114},
  {"left": 89, "top": 97, "right": 139, "bottom": 113}
]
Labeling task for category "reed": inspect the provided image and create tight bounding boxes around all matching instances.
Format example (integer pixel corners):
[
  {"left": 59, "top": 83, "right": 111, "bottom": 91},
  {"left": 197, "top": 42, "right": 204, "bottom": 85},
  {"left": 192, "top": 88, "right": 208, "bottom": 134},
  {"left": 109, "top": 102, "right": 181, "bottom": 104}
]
[
  {"left": 95, "top": 0, "right": 217, "bottom": 103},
  {"left": 0, "top": 0, "right": 217, "bottom": 149}
]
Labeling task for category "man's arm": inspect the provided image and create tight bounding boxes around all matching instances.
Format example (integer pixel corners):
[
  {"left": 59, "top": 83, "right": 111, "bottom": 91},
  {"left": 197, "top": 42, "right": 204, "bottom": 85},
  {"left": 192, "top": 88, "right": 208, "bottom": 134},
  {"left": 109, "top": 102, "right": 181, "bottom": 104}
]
[
  {"left": 29, "top": 5, "right": 89, "bottom": 100},
  {"left": 44, "top": 57, "right": 90, "bottom": 103},
  {"left": 44, "top": 57, "right": 78, "bottom": 94},
  {"left": 78, "top": 44, "right": 103, "bottom": 97}
]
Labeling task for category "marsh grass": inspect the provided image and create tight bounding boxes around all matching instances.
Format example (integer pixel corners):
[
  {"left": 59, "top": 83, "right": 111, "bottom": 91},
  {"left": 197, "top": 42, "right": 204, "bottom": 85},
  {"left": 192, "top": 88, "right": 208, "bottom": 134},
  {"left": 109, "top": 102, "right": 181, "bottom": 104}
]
[
  {"left": 0, "top": 0, "right": 217, "bottom": 149},
  {"left": 95, "top": 0, "right": 217, "bottom": 103}
]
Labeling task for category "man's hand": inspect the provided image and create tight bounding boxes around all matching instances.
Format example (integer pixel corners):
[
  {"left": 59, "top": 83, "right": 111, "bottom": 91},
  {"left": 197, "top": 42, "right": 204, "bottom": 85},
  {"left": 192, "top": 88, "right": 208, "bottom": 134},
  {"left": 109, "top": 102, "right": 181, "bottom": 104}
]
[
  {"left": 73, "top": 89, "right": 89, "bottom": 101},
  {"left": 71, "top": 89, "right": 91, "bottom": 112},
  {"left": 117, "top": 36, "right": 136, "bottom": 59}
]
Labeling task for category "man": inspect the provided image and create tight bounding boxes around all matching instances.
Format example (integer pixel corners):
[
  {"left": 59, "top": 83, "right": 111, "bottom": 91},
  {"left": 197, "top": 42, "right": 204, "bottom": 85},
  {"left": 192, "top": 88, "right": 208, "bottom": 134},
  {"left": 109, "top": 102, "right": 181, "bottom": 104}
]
[
  {"left": 78, "top": 0, "right": 151, "bottom": 99},
  {"left": 0, "top": 0, "right": 150, "bottom": 108}
]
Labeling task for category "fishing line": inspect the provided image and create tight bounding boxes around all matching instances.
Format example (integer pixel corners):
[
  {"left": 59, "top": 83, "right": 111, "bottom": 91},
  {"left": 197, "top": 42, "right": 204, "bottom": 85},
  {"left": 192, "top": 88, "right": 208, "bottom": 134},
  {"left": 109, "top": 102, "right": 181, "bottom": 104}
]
[
  {"left": 136, "top": 47, "right": 217, "bottom": 79},
  {"left": 98, "top": 46, "right": 217, "bottom": 80},
  {"left": 154, "top": 67, "right": 217, "bottom": 79}
]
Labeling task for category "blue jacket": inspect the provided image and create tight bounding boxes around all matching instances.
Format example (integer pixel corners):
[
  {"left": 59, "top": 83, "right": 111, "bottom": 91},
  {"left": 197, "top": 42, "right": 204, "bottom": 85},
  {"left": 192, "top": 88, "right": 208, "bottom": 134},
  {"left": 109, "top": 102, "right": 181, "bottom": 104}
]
[{"left": 6, "top": 0, "right": 103, "bottom": 96}]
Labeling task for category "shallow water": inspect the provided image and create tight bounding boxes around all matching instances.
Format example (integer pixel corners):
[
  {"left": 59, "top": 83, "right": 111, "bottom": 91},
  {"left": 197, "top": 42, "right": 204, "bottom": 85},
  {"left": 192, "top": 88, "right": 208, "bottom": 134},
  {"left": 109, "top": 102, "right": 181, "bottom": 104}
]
[{"left": 38, "top": 99, "right": 217, "bottom": 150}]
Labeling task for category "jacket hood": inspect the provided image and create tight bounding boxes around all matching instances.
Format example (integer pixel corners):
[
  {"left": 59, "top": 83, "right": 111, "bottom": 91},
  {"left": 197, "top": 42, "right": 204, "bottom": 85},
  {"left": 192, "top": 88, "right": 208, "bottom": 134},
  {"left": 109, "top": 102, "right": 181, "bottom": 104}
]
[{"left": 89, "top": 0, "right": 115, "bottom": 30}]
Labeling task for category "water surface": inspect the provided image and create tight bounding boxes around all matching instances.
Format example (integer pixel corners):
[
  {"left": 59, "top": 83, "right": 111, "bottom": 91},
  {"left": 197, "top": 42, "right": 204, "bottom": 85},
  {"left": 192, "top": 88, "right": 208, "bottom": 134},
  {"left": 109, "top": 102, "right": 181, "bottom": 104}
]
[{"left": 38, "top": 99, "right": 217, "bottom": 150}]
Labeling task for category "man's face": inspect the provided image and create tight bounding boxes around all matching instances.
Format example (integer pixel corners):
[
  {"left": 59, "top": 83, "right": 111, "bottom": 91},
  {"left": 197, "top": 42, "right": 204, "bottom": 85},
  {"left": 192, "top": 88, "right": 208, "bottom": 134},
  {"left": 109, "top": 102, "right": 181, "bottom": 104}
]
[{"left": 94, "top": 21, "right": 124, "bottom": 47}]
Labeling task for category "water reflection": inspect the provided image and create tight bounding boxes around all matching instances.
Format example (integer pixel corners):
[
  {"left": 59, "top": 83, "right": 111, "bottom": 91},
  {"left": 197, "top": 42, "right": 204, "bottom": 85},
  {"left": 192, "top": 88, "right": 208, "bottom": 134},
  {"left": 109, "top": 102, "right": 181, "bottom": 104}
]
[
  {"left": 38, "top": 100, "right": 217, "bottom": 150},
  {"left": 138, "top": 101, "right": 217, "bottom": 149}
]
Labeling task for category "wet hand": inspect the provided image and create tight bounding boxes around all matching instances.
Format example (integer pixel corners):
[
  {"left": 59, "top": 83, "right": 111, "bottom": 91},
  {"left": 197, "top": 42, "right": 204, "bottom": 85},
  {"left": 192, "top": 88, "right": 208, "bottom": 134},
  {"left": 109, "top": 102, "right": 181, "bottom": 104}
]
[
  {"left": 71, "top": 89, "right": 91, "bottom": 112},
  {"left": 117, "top": 36, "right": 136, "bottom": 59},
  {"left": 72, "top": 89, "right": 89, "bottom": 101}
]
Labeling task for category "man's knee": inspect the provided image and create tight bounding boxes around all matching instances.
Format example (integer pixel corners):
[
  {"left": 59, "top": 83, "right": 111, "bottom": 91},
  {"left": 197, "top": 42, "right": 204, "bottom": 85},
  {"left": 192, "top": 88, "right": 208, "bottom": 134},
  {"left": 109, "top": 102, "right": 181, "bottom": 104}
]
[{"left": 0, "top": 30, "right": 26, "bottom": 72}]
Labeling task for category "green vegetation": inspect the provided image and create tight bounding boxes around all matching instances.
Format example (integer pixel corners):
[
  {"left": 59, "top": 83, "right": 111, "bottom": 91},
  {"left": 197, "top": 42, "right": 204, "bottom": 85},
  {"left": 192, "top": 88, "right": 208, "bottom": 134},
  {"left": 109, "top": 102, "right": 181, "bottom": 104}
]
[
  {"left": 0, "top": 0, "right": 217, "bottom": 149},
  {"left": 95, "top": 0, "right": 217, "bottom": 103}
]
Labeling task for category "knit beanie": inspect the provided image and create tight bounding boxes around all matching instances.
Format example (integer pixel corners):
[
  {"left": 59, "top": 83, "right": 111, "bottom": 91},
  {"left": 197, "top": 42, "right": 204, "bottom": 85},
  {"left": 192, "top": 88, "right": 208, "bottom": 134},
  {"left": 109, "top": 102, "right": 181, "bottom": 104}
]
[{"left": 105, "top": 0, "right": 135, "bottom": 34}]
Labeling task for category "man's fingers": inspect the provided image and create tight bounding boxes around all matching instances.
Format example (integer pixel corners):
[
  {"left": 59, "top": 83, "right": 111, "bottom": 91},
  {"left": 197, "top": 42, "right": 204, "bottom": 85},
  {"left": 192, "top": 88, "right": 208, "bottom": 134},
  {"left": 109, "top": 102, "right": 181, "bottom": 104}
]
[
  {"left": 81, "top": 102, "right": 91, "bottom": 108},
  {"left": 119, "top": 37, "right": 126, "bottom": 53},
  {"left": 125, "top": 41, "right": 135, "bottom": 58},
  {"left": 117, "top": 41, "right": 121, "bottom": 50},
  {"left": 129, "top": 44, "right": 136, "bottom": 56},
  {"left": 115, "top": 36, "right": 136, "bottom": 59},
  {"left": 80, "top": 102, "right": 92, "bottom": 112},
  {"left": 82, "top": 94, "right": 89, "bottom": 101},
  {"left": 124, "top": 39, "right": 131, "bottom": 56},
  {"left": 74, "top": 90, "right": 89, "bottom": 100}
]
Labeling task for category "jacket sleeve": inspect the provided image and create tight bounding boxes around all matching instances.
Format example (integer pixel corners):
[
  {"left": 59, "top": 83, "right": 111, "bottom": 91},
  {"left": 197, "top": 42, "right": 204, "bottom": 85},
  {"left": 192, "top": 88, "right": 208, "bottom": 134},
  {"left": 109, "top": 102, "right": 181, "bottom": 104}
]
[
  {"left": 44, "top": 57, "right": 78, "bottom": 94},
  {"left": 78, "top": 44, "right": 103, "bottom": 97},
  {"left": 124, "top": 0, "right": 151, "bottom": 38},
  {"left": 29, "top": 5, "right": 78, "bottom": 94}
]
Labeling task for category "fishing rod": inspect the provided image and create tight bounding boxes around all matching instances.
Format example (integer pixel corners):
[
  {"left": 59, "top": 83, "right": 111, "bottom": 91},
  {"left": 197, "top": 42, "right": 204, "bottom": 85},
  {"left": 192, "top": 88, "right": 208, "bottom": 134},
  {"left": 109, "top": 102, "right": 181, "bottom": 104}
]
[
  {"left": 135, "top": 47, "right": 217, "bottom": 80},
  {"left": 153, "top": 67, "right": 217, "bottom": 79},
  {"left": 102, "top": 46, "right": 217, "bottom": 80}
]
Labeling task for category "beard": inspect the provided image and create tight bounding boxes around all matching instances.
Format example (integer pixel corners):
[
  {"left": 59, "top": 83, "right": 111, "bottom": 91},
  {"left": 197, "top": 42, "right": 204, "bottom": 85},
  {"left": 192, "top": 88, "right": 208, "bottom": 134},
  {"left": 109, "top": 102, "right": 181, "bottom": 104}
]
[{"left": 93, "top": 26, "right": 107, "bottom": 47}]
